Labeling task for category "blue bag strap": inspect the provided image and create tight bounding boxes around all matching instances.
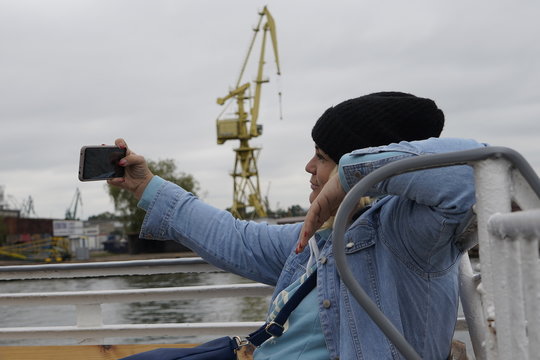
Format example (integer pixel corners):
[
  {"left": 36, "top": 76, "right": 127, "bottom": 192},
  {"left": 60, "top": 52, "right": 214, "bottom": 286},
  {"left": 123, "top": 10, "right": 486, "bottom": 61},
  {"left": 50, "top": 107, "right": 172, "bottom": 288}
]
[{"left": 247, "top": 269, "right": 317, "bottom": 347}]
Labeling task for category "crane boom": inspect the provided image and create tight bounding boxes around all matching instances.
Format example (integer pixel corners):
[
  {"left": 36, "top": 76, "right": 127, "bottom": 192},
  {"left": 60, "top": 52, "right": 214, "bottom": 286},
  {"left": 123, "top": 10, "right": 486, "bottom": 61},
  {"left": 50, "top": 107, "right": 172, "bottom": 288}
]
[
  {"left": 235, "top": 7, "right": 280, "bottom": 89},
  {"left": 262, "top": 6, "right": 281, "bottom": 75}
]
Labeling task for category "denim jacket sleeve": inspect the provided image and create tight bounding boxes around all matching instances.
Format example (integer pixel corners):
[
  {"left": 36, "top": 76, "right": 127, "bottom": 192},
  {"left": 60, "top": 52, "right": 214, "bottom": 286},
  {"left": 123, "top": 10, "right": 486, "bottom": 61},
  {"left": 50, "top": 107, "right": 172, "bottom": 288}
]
[
  {"left": 137, "top": 176, "right": 302, "bottom": 285},
  {"left": 338, "top": 137, "right": 485, "bottom": 272}
]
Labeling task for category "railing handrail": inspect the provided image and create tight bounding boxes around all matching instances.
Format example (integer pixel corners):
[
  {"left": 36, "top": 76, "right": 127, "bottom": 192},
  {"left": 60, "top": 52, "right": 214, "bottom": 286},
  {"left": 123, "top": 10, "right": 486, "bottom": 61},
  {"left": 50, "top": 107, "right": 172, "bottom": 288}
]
[
  {"left": 0, "top": 256, "right": 209, "bottom": 273},
  {"left": 0, "top": 283, "right": 274, "bottom": 306},
  {"left": 0, "top": 257, "right": 223, "bottom": 280}
]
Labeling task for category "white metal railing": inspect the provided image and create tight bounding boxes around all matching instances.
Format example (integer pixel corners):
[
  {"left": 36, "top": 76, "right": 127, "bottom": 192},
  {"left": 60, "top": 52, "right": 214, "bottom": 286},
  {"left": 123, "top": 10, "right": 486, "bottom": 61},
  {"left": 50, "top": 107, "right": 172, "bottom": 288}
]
[
  {"left": 487, "top": 210, "right": 540, "bottom": 360},
  {"left": 0, "top": 257, "right": 273, "bottom": 345},
  {"left": 332, "top": 146, "right": 540, "bottom": 360},
  {"left": 469, "top": 156, "right": 540, "bottom": 360}
]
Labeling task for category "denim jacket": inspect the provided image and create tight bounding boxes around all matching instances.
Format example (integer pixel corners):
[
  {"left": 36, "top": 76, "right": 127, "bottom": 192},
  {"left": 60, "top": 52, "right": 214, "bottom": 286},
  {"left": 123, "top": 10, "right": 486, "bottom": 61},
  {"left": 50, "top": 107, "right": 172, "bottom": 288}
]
[{"left": 138, "top": 137, "right": 484, "bottom": 359}]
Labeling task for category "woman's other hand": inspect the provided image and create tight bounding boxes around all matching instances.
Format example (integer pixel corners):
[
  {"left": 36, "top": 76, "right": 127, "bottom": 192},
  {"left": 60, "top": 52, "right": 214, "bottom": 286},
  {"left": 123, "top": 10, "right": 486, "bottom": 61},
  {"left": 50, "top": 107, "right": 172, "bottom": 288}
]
[{"left": 296, "top": 173, "right": 346, "bottom": 253}]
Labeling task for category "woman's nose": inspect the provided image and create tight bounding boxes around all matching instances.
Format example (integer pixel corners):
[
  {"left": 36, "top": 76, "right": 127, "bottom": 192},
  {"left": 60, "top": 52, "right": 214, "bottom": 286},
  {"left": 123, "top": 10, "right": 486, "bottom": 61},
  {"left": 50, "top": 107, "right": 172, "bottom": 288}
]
[{"left": 305, "top": 157, "right": 316, "bottom": 174}]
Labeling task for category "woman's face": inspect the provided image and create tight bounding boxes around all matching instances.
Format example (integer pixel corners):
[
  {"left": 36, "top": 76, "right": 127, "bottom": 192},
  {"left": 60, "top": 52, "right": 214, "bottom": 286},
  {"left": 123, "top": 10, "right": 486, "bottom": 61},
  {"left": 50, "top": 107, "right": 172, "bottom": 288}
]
[{"left": 305, "top": 146, "right": 337, "bottom": 203}]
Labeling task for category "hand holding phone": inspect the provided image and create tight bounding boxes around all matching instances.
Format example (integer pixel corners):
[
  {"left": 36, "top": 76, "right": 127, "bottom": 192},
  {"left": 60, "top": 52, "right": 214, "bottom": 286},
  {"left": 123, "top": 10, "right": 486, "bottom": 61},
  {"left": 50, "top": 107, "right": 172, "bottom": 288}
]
[{"left": 78, "top": 145, "right": 127, "bottom": 181}]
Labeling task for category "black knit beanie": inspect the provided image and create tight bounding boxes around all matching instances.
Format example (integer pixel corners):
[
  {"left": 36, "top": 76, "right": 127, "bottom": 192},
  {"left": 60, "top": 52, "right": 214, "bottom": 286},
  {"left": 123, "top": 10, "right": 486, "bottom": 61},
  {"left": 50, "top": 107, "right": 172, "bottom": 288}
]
[{"left": 311, "top": 92, "right": 445, "bottom": 163}]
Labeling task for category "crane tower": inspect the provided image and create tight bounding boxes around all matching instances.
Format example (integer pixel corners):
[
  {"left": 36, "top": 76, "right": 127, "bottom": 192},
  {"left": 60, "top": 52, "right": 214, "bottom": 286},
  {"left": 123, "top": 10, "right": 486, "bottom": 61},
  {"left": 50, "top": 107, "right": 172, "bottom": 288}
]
[
  {"left": 216, "top": 6, "right": 281, "bottom": 219},
  {"left": 65, "top": 188, "right": 82, "bottom": 220}
]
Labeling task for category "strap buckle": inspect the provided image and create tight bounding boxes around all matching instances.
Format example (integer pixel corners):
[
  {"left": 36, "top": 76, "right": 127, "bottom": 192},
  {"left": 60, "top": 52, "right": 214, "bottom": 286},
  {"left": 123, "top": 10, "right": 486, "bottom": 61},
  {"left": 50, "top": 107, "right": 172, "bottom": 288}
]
[
  {"left": 233, "top": 336, "right": 250, "bottom": 348},
  {"left": 264, "top": 321, "right": 285, "bottom": 337}
]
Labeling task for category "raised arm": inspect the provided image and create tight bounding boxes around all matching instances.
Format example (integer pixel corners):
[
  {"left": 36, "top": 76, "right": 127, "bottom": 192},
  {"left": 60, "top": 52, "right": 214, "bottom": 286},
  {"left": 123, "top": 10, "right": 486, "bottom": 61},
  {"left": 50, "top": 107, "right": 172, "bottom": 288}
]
[
  {"left": 297, "top": 138, "right": 484, "bottom": 253},
  {"left": 106, "top": 139, "right": 300, "bottom": 285}
]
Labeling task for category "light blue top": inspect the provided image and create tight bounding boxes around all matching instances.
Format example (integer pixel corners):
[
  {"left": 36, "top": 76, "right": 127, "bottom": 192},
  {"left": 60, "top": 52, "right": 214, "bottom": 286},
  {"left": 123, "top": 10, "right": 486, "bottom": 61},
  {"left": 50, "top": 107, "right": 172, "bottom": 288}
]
[
  {"left": 255, "top": 265, "right": 329, "bottom": 359},
  {"left": 138, "top": 137, "right": 484, "bottom": 359},
  {"left": 255, "top": 287, "right": 326, "bottom": 359}
]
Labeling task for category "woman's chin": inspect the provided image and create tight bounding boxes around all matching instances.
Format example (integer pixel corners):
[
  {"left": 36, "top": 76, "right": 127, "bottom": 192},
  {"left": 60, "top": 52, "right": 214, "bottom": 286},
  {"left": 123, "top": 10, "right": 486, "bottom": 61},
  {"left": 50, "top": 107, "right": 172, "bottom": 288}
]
[{"left": 308, "top": 191, "right": 318, "bottom": 204}]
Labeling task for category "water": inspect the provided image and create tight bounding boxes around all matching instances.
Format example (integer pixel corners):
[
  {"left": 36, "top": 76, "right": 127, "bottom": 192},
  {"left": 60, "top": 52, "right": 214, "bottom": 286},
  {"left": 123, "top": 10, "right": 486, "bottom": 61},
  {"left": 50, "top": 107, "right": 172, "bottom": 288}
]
[{"left": 0, "top": 272, "right": 271, "bottom": 345}]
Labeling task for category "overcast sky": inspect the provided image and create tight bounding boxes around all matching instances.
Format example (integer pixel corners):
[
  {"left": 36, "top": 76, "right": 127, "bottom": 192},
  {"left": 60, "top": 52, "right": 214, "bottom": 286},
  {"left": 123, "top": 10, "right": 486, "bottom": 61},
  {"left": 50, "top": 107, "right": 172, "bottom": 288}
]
[{"left": 1, "top": 0, "right": 539, "bottom": 220}]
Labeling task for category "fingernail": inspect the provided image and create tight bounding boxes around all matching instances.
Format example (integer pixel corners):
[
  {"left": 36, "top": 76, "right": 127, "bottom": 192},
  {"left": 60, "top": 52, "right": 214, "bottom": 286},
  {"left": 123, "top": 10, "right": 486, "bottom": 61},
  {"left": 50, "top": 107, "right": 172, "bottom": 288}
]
[{"left": 119, "top": 159, "right": 127, "bottom": 166}]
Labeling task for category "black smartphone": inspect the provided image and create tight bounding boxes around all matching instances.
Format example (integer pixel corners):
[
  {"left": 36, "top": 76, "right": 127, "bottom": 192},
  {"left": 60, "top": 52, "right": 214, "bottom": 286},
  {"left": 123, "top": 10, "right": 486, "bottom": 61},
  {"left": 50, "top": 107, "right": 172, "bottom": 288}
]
[{"left": 78, "top": 145, "right": 126, "bottom": 181}]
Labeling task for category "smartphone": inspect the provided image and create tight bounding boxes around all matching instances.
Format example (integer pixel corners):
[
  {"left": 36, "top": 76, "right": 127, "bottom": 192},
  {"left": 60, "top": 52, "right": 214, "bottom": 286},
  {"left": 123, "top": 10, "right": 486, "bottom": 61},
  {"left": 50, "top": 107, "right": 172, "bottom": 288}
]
[{"left": 78, "top": 146, "right": 126, "bottom": 181}]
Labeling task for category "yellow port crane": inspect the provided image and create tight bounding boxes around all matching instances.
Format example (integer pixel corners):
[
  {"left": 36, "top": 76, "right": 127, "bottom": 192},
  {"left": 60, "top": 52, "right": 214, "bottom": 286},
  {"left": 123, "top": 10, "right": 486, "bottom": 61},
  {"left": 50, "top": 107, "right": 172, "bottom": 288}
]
[{"left": 216, "top": 6, "right": 281, "bottom": 219}]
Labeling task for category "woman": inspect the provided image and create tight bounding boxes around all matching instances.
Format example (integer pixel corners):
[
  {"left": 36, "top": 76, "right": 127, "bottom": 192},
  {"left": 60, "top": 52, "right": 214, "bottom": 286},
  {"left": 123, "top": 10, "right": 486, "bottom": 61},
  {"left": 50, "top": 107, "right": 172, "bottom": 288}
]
[{"left": 110, "top": 92, "right": 483, "bottom": 359}]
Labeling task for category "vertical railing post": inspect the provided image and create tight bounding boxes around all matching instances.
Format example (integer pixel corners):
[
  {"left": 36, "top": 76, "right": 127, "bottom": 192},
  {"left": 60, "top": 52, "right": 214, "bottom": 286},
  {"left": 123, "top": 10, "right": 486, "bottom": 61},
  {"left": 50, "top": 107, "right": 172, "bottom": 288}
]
[
  {"left": 491, "top": 230, "right": 527, "bottom": 359},
  {"left": 473, "top": 158, "right": 512, "bottom": 359},
  {"left": 518, "top": 233, "right": 539, "bottom": 360},
  {"left": 76, "top": 303, "right": 103, "bottom": 345},
  {"left": 458, "top": 253, "right": 486, "bottom": 359},
  {"left": 489, "top": 209, "right": 540, "bottom": 360}
]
